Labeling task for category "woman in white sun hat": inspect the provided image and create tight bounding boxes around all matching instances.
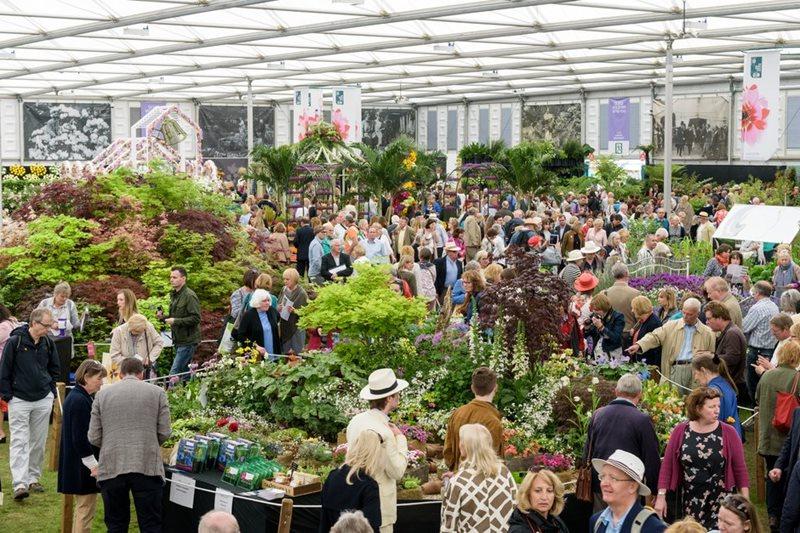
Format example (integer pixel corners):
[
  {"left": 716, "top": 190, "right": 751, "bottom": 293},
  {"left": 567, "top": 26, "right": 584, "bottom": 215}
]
[{"left": 346, "top": 368, "right": 410, "bottom": 533}]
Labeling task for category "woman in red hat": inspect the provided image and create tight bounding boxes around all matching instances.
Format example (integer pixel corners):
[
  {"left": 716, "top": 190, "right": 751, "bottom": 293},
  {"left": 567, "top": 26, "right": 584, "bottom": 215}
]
[{"left": 570, "top": 272, "right": 599, "bottom": 357}]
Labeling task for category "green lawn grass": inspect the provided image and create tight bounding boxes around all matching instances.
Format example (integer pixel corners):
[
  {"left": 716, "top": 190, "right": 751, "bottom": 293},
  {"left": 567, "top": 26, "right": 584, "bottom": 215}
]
[{"left": 0, "top": 420, "right": 137, "bottom": 532}]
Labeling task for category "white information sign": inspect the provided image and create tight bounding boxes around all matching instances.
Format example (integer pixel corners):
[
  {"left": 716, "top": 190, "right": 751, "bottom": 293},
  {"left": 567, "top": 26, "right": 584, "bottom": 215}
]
[
  {"left": 713, "top": 204, "right": 800, "bottom": 243},
  {"left": 169, "top": 473, "right": 196, "bottom": 509}
]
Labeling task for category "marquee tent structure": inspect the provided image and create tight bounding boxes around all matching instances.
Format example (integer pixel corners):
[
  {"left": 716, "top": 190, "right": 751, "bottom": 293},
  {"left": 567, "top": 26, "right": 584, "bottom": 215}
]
[{"left": 0, "top": 0, "right": 799, "bottom": 106}]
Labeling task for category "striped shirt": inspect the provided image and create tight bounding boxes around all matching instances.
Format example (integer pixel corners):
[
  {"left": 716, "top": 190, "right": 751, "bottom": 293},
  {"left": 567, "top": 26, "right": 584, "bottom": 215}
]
[{"left": 741, "top": 297, "right": 779, "bottom": 349}]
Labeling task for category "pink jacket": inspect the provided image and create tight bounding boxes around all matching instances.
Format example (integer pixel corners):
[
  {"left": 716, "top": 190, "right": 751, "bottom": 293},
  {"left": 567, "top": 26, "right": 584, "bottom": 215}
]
[
  {"left": 658, "top": 420, "right": 749, "bottom": 492},
  {"left": 0, "top": 318, "right": 20, "bottom": 360}
]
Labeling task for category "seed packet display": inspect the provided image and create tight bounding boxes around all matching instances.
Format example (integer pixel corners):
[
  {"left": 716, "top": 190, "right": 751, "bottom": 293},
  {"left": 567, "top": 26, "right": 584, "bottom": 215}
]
[
  {"left": 175, "top": 438, "right": 198, "bottom": 473},
  {"left": 195, "top": 435, "right": 219, "bottom": 468},
  {"left": 222, "top": 461, "right": 242, "bottom": 485},
  {"left": 217, "top": 440, "right": 249, "bottom": 471}
]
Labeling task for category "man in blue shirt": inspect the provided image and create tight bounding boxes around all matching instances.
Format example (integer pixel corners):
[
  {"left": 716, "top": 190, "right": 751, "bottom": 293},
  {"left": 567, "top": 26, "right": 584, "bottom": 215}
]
[
  {"left": 307, "top": 227, "right": 326, "bottom": 285},
  {"left": 434, "top": 243, "right": 463, "bottom": 303},
  {"left": 589, "top": 450, "right": 666, "bottom": 533}
]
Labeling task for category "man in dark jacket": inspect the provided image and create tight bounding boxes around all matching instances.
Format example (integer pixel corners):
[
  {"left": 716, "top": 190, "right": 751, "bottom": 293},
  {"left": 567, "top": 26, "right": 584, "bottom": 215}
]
[
  {"left": 320, "top": 239, "right": 353, "bottom": 282},
  {"left": 583, "top": 374, "right": 661, "bottom": 511},
  {"left": 771, "top": 407, "right": 800, "bottom": 533},
  {"left": 159, "top": 266, "right": 201, "bottom": 378},
  {"left": 293, "top": 218, "right": 315, "bottom": 278},
  {"left": 434, "top": 243, "right": 463, "bottom": 301},
  {"left": 589, "top": 450, "right": 667, "bottom": 533},
  {"left": 0, "top": 308, "right": 60, "bottom": 500}
]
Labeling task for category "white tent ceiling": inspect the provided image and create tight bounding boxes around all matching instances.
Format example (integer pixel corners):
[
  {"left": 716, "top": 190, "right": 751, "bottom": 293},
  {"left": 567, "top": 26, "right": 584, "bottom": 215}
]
[{"left": 0, "top": 0, "right": 799, "bottom": 105}]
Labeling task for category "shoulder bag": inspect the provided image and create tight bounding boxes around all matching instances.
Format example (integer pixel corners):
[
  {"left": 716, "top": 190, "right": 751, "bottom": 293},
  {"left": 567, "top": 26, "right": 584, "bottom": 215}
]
[
  {"left": 772, "top": 371, "right": 800, "bottom": 434},
  {"left": 575, "top": 435, "right": 594, "bottom": 502}
]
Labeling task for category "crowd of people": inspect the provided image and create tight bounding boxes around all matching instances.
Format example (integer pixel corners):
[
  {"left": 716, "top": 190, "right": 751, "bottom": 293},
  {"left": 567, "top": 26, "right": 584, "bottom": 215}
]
[{"left": 2, "top": 181, "right": 800, "bottom": 532}]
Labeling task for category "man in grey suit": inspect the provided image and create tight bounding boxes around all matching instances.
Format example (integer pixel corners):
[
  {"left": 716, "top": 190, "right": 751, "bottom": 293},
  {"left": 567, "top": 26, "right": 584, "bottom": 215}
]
[{"left": 89, "top": 357, "right": 171, "bottom": 533}]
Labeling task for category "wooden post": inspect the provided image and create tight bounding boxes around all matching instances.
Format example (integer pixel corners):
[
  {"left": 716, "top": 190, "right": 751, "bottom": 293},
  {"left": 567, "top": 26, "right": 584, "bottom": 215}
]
[
  {"left": 61, "top": 493, "right": 74, "bottom": 533},
  {"left": 277, "top": 498, "right": 293, "bottom": 533},
  {"left": 48, "top": 382, "right": 66, "bottom": 471},
  {"left": 754, "top": 413, "right": 765, "bottom": 501}
]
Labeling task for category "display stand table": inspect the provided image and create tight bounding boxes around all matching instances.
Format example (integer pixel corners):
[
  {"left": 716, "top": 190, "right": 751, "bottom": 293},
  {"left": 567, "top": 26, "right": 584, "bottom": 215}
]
[{"left": 162, "top": 468, "right": 443, "bottom": 533}]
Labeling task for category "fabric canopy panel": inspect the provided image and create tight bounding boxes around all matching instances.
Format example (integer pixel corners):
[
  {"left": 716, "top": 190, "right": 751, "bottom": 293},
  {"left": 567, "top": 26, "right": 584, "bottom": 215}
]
[{"left": 713, "top": 204, "right": 800, "bottom": 243}]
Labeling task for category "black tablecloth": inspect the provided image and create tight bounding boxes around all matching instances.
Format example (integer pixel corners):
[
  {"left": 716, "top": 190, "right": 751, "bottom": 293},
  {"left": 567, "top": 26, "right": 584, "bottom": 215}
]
[{"left": 162, "top": 468, "right": 443, "bottom": 533}]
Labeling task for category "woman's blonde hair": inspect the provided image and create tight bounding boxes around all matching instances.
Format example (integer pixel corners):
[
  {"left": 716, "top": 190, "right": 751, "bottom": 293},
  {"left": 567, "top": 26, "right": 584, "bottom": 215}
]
[
  {"left": 126, "top": 313, "right": 149, "bottom": 334},
  {"left": 664, "top": 518, "right": 707, "bottom": 533},
  {"left": 255, "top": 273, "right": 273, "bottom": 290},
  {"left": 118, "top": 288, "right": 139, "bottom": 323},
  {"left": 778, "top": 340, "right": 800, "bottom": 368},
  {"left": 283, "top": 268, "right": 300, "bottom": 284},
  {"left": 658, "top": 287, "right": 677, "bottom": 310},
  {"left": 459, "top": 424, "right": 501, "bottom": 477},
  {"left": 475, "top": 250, "right": 490, "bottom": 262},
  {"left": 483, "top": 264, "right": 503, "bottom": 284},
  {"left": 631, "top": 295, "right": 653, "bottom": 317},
  {"left": 345, "top": 430, "right": 384, "bottom": 485},
  {"left": 517, "top": 469, "right": 565, "bottom": 516},
  {"left": 54, "top": 281, "right": 72, "bottom": 298}
]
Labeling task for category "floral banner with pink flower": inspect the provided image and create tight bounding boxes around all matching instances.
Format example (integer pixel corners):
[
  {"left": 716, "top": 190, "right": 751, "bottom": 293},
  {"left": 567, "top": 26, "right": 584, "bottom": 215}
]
[
  {"left": 741, "top": 50, "right": 780, "bottom": 161},
  {"left": 331, "top": 86, "right": 361, "bottom": 144},
  {"left": 292, "top": 87, "right": 323, "bottom": 142}
]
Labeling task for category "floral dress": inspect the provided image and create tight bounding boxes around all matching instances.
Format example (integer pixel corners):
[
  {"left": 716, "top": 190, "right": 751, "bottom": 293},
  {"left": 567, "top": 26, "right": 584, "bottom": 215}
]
[{"left": 680, "top": 424, "right": 728, "bottom": 529}]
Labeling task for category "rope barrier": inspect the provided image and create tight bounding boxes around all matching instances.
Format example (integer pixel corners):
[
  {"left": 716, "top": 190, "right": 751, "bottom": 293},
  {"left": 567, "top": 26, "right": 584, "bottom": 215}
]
[
  {"left": 652, "top": 368, "right": 755, "bottom": 412},
  {"left": 164, "top": 474, "right": 443, "bottom": 509}
]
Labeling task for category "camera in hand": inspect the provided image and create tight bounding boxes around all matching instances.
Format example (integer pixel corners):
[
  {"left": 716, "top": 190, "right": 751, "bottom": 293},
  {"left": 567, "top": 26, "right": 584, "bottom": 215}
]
[{"left": 157, "top": 305, "right": 166, "bottom": 323}]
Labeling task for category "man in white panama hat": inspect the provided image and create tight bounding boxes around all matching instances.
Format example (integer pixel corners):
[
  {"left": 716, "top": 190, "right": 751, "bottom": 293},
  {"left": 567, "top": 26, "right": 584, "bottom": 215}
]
[
  {"left": 589, "top": 450, "right": 667, "bottom": 533},
  {"left": 346, "top": 368, "right": 410, "bottom": 532}
]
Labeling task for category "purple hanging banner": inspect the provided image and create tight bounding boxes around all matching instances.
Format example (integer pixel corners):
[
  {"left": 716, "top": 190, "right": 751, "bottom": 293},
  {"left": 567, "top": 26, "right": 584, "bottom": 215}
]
[
  {"left": 608, "top": 97, "right": 630, "bottom": 142},
  {"left": 139, "top": 101, "right": 165, "bottom": 136}
]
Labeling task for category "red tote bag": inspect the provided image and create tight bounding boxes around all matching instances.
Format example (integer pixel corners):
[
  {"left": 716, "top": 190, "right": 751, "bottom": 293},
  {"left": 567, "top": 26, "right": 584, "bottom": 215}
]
[{"left": 772, "top": 372, "right": 800, "bottom": 434}]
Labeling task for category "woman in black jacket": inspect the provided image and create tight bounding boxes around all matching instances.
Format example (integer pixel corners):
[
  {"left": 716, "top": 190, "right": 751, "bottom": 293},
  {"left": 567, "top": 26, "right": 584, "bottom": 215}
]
[
  {"left": 319, "top": 431, "right": 383, "bottom": 533},
  {"left": 57, "top": 359, "right": 107, "bottom": 532},
  {"left": 234, "top": 289, "right": 281, "bottom": 360},
  {"left": 508, "top": 468, "right": 569, "bottom": 533},
  {"left": 586, "top": 293, "right": 625, "bottom": 361},
  {"left": 630, "top": 295, "right": 663, "bottom": 367}
]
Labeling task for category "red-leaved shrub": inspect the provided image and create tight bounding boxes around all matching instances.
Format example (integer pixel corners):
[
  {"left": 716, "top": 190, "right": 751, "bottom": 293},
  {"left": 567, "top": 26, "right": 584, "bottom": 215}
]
[
  {"left": 195, "top": 309, "right": 228, "bottom": 363},
  {"left": 166, "top": 209, "right": 237, "bottom": 261},
  {"left": 71, "top": 276, "right": 149, "bottom": 322},
  {"left": 13, "top": 178, "right": 116, "bottom": 222},
  {"left": 13, "top": 285, "right": 55, "bottom": 320}
]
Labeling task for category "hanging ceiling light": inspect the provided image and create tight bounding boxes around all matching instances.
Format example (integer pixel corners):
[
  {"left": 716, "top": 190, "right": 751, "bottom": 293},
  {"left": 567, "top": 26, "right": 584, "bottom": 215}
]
[{"left": 123, "top": 25, "right": 150, "bottom": 36}]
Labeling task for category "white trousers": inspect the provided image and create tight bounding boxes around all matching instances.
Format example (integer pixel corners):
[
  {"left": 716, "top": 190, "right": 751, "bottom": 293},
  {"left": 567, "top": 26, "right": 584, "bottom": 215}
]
[{"left": 8, "top": 393, "right": 53, "bottom": 490}]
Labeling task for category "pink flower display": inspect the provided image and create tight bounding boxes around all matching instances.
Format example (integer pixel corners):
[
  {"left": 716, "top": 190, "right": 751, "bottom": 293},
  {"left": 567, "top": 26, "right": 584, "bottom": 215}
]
[
  {"left": 297, "top": 111, "right": 321, "bottom": 140},
  {"left": 740, "top": 84, "right": 770, "bottom": 145},
  {"left": 331, "top": 109, "right": 350, "bottom": 140}
]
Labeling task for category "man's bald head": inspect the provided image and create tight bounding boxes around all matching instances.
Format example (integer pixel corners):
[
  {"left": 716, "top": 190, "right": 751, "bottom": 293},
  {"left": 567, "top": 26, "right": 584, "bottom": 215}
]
[{"left": 199, "top": 511, "right": 240, "bottom": 533}]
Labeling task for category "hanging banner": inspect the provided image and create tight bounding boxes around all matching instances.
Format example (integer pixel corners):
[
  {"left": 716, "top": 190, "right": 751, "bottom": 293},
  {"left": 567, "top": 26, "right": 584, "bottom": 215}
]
[
  {"left": 331, "top": 86, "right": 362, "bottom": 144},
  {"left": 608, "top": 97, "right": 629, "bottom": 153},
  {"left": 293, "top": 87, "right": 323, "bottom": 142},
  {"left": 741, "top": 50, "right": 780, "bottom": 161}
]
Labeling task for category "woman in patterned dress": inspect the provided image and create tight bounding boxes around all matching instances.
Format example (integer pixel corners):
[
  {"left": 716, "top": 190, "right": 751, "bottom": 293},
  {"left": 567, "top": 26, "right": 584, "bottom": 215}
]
[
  {"left": 655, "top": 387, "right": 749, "bottom": 529},
  {"left": 440, "top": 424, "right": 517, "bottom": 532}
]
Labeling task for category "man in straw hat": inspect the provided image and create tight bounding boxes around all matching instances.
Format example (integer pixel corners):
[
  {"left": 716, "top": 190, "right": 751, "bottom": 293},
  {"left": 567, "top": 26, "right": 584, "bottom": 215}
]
[
  {"left": 589, "top": 450, "right": 667, "bottom": 533},
  {"left": 559, "top": 250, "right": 584, "bottom": 289},
  {"left": 696, "top": 211, "right": 715, "bottom": 245},
  {"left": 581, "top": 242, "right": 604, "bottom": 273},
  {"left": 346, "top": 368, "right": 410, "bottom": 532},
  {"left": 434, "top": 242, "right": 463, "bottom": 302}
]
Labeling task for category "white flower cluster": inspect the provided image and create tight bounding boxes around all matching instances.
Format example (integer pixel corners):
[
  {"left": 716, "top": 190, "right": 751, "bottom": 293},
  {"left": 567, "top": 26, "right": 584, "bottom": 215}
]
[
  {"left": 510, "top": 377, "right": 558, "bottom": 435},
  {"left": 307, "top": 378, "right": 362, "bottom": 418}
]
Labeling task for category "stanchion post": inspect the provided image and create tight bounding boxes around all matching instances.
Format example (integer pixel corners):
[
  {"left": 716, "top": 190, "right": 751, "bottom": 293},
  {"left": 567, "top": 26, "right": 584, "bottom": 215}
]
[
  {"left": 61, "top": 493, "right": 74, "bottom": 533},
  {"left": 754, "top": 414, "right": 765, "bottom": 501},
  {"left": 48, "top": 381, "right": 66, "bottom": 471},
  {"left": 278, "top": 498, "right": 293, "bottom": 533}
]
